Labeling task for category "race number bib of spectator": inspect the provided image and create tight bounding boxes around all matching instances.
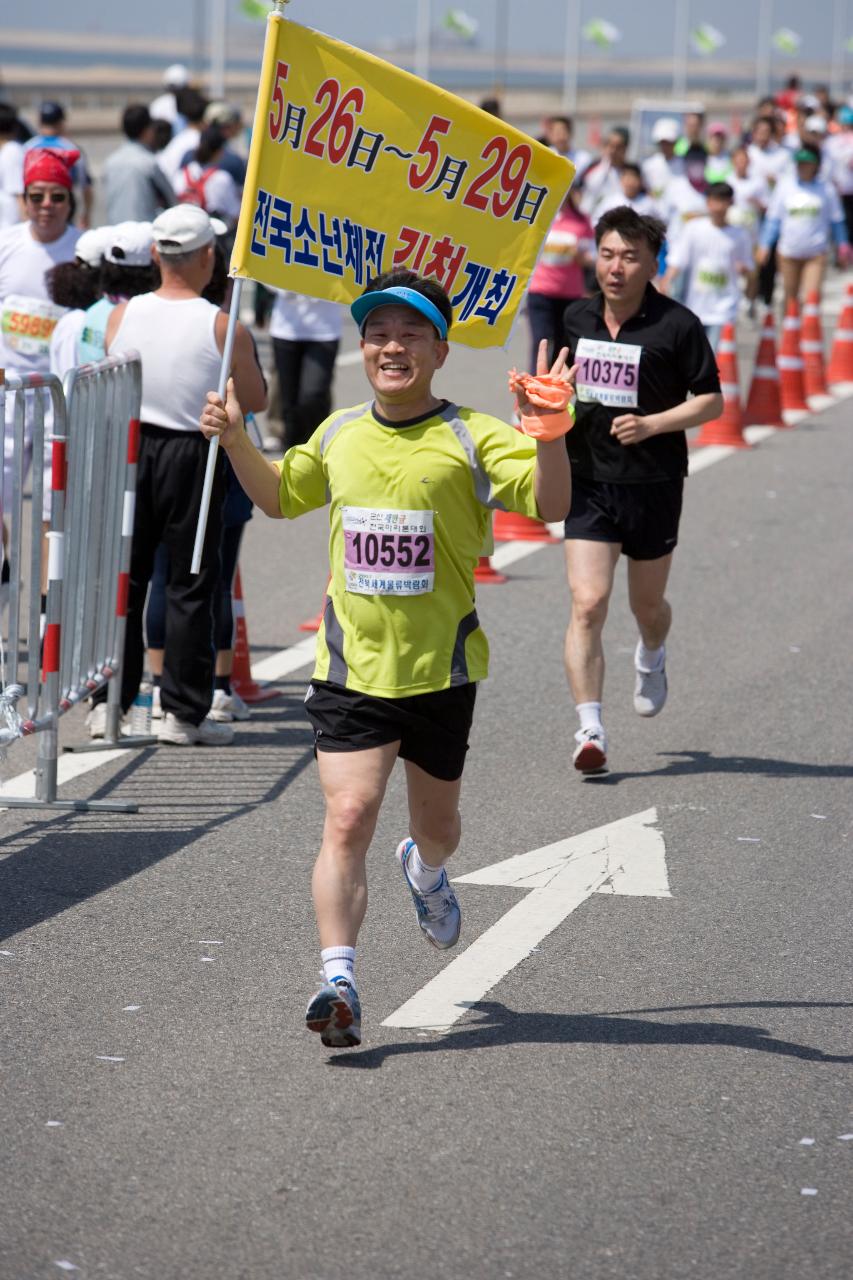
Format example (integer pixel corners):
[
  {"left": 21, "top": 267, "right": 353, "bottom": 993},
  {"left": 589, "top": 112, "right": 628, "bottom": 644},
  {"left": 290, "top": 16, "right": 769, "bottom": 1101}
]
[
  {"left": 575, "top": 337, "right": 641, "bottom": 408},
  {"left": 342, "top": 506, "right": 435, "bottom": 596},
  {"left": 1, "top": 294, "right": 64, "bottom": 358}
]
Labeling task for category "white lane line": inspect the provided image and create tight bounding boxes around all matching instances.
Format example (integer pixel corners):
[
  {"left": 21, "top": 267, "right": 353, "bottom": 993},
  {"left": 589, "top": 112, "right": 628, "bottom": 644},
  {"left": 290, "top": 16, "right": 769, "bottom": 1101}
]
[
  {"left": 0, "top": 746, "right": 131, "bottom": 809},
  {"left": 383, "top": 807, "right": 669, "bottom": 1031}
]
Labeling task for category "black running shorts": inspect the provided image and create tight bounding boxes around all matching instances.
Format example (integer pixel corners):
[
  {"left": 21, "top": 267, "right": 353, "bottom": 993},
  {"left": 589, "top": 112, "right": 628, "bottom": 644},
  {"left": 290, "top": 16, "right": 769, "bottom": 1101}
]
[
  {"left": 303, "top": 680, "right": 477, "bottom": 782},
  {"left": 564, "top": 476, "right": 684, "bottom": 561}
]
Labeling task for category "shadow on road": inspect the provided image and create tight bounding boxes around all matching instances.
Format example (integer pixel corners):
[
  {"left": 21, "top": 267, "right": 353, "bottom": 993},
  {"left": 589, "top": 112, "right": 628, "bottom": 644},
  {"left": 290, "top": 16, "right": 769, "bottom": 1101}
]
[
  {"left": 329, "top": 1000, "right": 853, "bottom": 1070},
  {"left": 584, "top": 750, "right": 853, "bottom": 784},
  {"left": 0, "top": 721, "right": 314, "bottom": 943}
]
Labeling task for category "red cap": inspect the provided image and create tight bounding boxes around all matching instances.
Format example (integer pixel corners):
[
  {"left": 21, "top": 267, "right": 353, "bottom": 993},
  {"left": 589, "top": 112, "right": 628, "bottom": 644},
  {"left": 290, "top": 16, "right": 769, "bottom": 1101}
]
[{"left": 23, "top": 147, "right": 79, "bottom": 191}]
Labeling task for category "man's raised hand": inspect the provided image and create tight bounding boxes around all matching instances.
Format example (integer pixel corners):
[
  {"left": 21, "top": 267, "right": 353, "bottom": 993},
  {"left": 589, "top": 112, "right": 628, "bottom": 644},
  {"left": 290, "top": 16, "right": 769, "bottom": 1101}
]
[{"left": 200, "top": 377, "right": 245, "bottom": 451}]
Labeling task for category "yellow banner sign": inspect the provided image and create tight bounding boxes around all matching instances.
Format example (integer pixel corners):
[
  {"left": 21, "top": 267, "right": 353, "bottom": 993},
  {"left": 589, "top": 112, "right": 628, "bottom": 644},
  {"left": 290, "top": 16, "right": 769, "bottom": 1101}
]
[{"left": 231, "top": 15, "right": 574, "bottom": 349}]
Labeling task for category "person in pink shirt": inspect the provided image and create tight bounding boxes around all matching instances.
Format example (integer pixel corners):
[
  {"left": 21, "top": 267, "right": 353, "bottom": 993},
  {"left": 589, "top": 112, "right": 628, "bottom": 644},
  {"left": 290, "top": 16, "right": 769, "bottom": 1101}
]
[{"left": 525, "top": 188, "right": 594, "bottom": 370}]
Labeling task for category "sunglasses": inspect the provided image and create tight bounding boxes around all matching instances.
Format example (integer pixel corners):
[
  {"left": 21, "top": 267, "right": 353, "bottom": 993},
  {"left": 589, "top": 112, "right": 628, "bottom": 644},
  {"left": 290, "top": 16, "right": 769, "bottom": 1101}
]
[{"left": 27, "top": 190, "right": 69, "bottom": 205}]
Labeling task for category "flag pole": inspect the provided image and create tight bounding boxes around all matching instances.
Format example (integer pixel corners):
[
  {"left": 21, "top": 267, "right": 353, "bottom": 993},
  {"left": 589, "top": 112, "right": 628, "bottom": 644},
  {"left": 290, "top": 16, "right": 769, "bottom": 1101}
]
[{"left": 191, "top": 0, "right": 290, "bottom": 576}]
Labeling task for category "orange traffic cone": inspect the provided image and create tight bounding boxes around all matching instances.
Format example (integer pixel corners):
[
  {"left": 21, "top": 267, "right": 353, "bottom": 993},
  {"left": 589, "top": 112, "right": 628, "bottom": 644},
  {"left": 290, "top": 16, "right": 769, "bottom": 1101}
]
[
  {"left": 827, "top": 281, "right": 853, "bottom": 388},
  {"left": 801, "top": 291, "right": 829, "bottom": 400},
  {"left": 230, "top": 568, "right": 280, "bottom": 703},
  {"left": 743, "top": 312, "right": 785, "bottom": 428},
  {"left": 778, "top": 299, "right": 809, "bottom": 420},
  {"left": 473, "top": 556, "right": 507, "bottom": 584},
  {"left": 493, "top": 509, "right": 559, "bottom": 543},
  {"left": 694, "top": 324, "right": 750, "bottom": 448}
]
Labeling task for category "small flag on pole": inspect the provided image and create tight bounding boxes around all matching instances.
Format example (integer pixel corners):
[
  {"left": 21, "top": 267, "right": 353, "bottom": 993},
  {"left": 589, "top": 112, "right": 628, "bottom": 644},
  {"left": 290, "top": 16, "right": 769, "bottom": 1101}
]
[
  {"left": 691, "top": 23, "right": 725, "bottom": 55},
  {"left": 772, "top": 27, "right": 802, "bottom": 54},
  {"left": 240, "top": 0, "right": 271, "bottom": 18},
  {"left": 442, "top": 8, "right": 479, "bottom": 40},
  {"left": 582, "top": 18, "right": 622, "bottom": 49}
]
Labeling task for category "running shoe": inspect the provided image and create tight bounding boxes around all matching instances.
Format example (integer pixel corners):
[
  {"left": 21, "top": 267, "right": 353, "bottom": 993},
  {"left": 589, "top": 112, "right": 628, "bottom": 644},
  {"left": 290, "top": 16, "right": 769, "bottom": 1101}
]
[
  {"left": 209, "top": 688, "right": 252, "bottom": 722},
  {"left": 633, "top": 648, "right": 668, "bottom": 717},
  {"left": 158, "top": 712, "right": 234, "bottom": 746},
  {"left": 572, "top": 727, "right": 608, "bottom": 774},
  {"left": 305, "top": 978, "right": 361, "bottom": 1048},
  {"left": 396, "top": 838, "right": 461, "bottom": 950}
]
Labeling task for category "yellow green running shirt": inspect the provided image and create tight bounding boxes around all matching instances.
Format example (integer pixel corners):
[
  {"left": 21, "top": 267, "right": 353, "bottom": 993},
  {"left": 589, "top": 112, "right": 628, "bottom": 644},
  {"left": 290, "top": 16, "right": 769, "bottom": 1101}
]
[{"left": 277, "top": 399, "right": 540, "bottom": 697}]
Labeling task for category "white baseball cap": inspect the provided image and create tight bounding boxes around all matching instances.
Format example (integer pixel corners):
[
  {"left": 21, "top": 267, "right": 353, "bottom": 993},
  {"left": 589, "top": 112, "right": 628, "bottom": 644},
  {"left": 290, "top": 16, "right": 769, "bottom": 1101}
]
[
  {"left": 151, "top": 205, "right": 228, "bottom": 255},
  {"left": 105, "top": 221, "right": 154, "bottom": 267},
  {"left": 164, "top": 63, "right": 190, "bottom": 87},
  {"left": 652, "top": 117, "right": 680, "bottom": 143},
  {"left": 74, "top": 226, "right": 115, "bottom": 269},
  {"left": 804, "top": 113, "right": 828, "bottom": 134}
]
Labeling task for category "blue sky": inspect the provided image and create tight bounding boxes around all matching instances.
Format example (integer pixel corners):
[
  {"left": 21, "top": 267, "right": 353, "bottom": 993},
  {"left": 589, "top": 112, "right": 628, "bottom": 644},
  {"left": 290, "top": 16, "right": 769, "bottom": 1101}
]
[{"left": 12, "top": 0, "right": 843, "bottom": 66}]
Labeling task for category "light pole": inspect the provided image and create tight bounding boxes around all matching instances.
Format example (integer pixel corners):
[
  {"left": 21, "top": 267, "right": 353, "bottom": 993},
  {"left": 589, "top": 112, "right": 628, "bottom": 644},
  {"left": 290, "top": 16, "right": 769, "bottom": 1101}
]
[{"left": 562, "top": 0, "right": 582, "bottom": 113}]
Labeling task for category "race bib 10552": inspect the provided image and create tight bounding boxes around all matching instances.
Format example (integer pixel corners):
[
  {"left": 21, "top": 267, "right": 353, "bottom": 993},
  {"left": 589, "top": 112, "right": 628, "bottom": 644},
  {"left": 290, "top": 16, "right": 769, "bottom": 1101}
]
[{"left": 342, "top": 506, "right": 435, "bottom": 596}]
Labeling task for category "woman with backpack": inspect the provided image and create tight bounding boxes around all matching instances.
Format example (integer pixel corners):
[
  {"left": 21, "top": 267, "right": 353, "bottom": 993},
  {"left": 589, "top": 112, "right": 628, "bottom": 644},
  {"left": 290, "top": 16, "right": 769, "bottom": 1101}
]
[{"left": 173, "top": 124, "right": 241, "bottom": 230}]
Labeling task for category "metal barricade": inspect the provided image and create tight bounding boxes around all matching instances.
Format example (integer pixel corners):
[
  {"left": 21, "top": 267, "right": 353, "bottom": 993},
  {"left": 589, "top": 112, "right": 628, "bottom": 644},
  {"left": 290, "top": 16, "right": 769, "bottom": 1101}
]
[
  {"left": 0, "top": 354, "right": 149, "bottom": 813},
  {"left": 0, "top": 369, "right": 66, "bottom": 761}
]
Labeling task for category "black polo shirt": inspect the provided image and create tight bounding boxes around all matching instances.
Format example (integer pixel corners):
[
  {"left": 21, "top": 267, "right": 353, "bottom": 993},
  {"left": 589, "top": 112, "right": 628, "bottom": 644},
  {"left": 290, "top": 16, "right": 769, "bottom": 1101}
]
[{"left": 562, "top": 285, "right": 720, "bottom": 483}]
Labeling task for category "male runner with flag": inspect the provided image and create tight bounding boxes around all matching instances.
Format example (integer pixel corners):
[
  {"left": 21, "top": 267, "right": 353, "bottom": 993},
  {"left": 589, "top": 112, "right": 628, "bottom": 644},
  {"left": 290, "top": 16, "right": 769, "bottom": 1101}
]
[{"left": 200, "top": 269, "right": 575, "bottom": 1048}]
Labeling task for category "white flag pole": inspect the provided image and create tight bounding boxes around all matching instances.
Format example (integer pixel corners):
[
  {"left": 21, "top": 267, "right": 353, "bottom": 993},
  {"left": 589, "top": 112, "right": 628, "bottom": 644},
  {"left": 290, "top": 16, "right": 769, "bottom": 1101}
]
[
  {"left": 756, "top": 0, "right": 773, "bottom": 99},
  {"left": 831, "top": 0, "right": 846, "bottom": 101},
  {"left": 190, "top": 277, "right": 244, "bottom": 575},
  {"left": 672, "top": 0, "right": 690, "bottom": 98},
  {"left": 191, "top": 0, "right": 289, "bottom": 575},
  {"left": 561, "top": 0, "right": 581, "bottom": 113},
  {"left": 415, "top": 0, "right": 431, "bottom": 81}
]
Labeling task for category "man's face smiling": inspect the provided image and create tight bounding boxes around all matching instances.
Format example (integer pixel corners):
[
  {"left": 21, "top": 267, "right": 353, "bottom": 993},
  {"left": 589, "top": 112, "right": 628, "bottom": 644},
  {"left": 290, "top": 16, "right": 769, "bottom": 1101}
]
[{"left": 361, "top": 303, "right": 448, "bottom": 411}]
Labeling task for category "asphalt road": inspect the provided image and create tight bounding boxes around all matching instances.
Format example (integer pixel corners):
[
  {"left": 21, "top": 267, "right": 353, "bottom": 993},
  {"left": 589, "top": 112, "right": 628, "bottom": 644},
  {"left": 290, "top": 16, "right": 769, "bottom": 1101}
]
[{"left": 1, "top": 296, "right": 852, "bottom": 1279}]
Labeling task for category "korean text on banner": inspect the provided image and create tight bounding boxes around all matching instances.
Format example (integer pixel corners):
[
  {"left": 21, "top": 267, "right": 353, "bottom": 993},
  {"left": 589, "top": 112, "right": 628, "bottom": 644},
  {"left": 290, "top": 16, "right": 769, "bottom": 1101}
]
[{"left": 231, "top": 16, "right": 574, "bottom": 349}]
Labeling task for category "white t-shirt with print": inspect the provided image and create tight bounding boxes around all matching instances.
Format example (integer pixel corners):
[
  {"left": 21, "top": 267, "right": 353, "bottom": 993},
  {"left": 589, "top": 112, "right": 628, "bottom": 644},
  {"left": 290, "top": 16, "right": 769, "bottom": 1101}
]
[
  {"left": 768, "top": 175, "right": 844, "bottom": 259},
  {"left": 270, "top": 291, "right": 344, "bottom": 343},
  {"left": 669, "top": 218, "right": 753, "bottom": 326},
  {"left": 0, "top": 220, "right": 80, "bottom": 376}
]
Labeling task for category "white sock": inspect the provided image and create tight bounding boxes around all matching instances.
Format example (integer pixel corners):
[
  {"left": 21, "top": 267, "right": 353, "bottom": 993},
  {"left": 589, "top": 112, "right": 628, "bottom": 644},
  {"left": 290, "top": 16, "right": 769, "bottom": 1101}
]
[
  {"left": 635, "top": 640, "right": 665, "bottom": 673},
  {"left": 406, "top": 841, "right": 444, "bottom": 893},
  {"left": 576, "top": 701, "right": 603, "bottom": 733},
  {"left": 321, "top": 946, "right": 356, "bottom": 988}
]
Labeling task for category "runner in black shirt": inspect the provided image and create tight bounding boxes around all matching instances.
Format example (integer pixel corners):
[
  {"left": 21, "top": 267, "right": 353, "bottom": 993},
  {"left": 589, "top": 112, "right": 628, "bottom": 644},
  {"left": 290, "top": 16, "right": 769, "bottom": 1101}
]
[{"left": 561, "top": 206, "right": 722, "bottom": 773}]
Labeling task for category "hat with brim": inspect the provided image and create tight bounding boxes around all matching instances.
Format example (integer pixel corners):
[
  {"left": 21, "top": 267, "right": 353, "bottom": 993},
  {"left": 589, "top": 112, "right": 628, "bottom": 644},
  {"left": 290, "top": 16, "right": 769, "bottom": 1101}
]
[
  {"left": 152, "top": 205, "right": 228, "bottom": 254},
  {"left": 350, "top": 286, "right": 449, "bottom": 340},
  {"left": 795, "top": 146, "right": 821, "bottom": 164},
  {"left": 106, "top": 221, "right": 154, "bottom": 267},
  {"left": 74, "top": 226, "right": 114, "bottom": 269}
]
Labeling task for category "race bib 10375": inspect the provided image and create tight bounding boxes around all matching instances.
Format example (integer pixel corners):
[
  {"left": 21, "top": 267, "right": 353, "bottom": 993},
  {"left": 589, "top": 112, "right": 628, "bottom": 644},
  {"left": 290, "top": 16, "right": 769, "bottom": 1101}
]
[{"left": 575, "top": 337, "right": 642, "bottom": 408}]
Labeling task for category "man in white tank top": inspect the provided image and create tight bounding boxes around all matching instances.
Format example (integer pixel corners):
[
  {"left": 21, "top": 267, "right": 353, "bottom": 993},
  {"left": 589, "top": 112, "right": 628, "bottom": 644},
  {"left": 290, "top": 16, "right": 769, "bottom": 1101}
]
[{"left": 91, "top": 204, "right": 267, "bottom": 745}]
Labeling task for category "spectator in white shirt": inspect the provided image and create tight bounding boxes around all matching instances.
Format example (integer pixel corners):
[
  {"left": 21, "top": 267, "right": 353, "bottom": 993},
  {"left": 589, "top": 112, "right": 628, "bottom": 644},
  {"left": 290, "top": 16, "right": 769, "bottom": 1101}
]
[
  {"left": 641, "top": 117, "right": 682, "bottom": 201},
  {"left": 0, "top": 103, "right": 24, "bottom": 228},
  {"left": 663, "top": 182, "right": 754, "bottom": 350},
  {"left": 542, "top": 114, "right": 591, "bottom": 181},
  {"left": 578, "top": 126, "right": 629, "bottom": 220},
  {"left": 759, "top": 146, "right": 851, "bottom": 306},
  {"left": 596, "top": 164, "right": 660, "bottom": 218},
  {"left": 157, "top": 89, "right": 207, "bottom": 187}
]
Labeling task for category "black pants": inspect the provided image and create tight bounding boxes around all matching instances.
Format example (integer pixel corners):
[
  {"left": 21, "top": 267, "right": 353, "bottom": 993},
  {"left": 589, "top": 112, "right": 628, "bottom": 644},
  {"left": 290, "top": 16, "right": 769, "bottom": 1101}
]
[
  {"left": 145, "top": 521, "right": 246, "bottom": 653},
  {"left": 758, "top": 242, "right": 777, "bottom": 306},
  {"left": 526, "top": 291, "right": 579, "bottom": 371},
  {"left": 272, "top": 337, "right": 339, "bottom": 450},
  {"left": 110, "top": 425, "right": 225, "bottom": 724}
]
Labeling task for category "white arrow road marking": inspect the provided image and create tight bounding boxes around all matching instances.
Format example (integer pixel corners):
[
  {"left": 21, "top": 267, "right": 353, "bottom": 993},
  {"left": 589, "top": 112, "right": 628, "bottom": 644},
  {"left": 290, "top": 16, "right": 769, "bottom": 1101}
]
[{"left": 382, "top": 807, "right": 670, "bottom": 1032}]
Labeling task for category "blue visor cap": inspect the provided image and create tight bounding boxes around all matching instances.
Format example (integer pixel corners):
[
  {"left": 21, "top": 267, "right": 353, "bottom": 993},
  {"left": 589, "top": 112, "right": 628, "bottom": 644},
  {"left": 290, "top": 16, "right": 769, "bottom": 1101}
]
[{"left": 350, "top": 286, "right": 449, "bottom": 340}]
